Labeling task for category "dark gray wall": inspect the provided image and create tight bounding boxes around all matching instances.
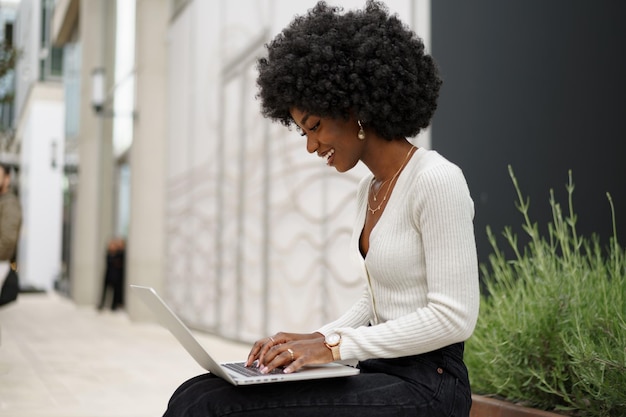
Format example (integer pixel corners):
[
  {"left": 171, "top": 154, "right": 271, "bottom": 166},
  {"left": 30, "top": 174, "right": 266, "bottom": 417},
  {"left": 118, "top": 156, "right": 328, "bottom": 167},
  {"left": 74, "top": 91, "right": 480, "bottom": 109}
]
[{"left": 431, "top": 1, "right": 626, "bottom": 267}]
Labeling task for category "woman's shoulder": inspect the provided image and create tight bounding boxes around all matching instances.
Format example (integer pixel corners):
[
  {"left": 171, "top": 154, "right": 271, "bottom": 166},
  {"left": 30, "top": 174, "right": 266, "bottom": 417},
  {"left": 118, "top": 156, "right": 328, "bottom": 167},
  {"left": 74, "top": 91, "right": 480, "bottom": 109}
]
[
  {"left": 401, "top": 149, "right": 472, "bottom": 206},
  {"left": 409, "top": 148, "right": 464, "bottom": 182}
]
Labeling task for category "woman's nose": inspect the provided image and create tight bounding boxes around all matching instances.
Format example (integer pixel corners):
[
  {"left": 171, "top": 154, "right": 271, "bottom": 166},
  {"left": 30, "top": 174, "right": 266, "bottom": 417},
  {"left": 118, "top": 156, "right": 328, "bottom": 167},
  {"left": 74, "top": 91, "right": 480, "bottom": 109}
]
[{"left": 306, "top": 135, "right": 318, "bottom": 154}]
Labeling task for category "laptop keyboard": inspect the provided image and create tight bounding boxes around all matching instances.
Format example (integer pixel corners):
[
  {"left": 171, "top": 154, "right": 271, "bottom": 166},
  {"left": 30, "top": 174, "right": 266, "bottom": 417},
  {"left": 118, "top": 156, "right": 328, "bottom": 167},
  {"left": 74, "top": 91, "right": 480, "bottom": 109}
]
[{"left": 223, "top": 362, "right": 285, "bottom": 377}]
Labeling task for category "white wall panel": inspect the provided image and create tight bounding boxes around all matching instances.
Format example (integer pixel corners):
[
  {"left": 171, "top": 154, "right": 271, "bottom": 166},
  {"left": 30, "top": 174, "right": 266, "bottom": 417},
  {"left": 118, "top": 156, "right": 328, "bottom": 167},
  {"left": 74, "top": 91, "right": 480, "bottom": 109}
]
[{"left": 18, "top": 97, "right": 65, "bottom": 290}]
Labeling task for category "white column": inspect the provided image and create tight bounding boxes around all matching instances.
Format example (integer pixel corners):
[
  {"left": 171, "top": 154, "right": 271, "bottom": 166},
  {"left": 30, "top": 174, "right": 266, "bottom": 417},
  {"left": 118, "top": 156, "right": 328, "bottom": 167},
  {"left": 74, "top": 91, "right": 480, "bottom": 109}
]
[
  {"left": 126, "top": 0, "right": 168, "bottom": 321},
  {"left": 70, "top": 0, "right": 115, "bottom": 305}
]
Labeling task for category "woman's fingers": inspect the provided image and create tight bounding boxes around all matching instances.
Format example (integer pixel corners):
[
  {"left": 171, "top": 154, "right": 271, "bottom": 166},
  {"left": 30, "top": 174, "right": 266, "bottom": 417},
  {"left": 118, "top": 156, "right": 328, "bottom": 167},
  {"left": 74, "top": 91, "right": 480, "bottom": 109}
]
[
  {"left": 247, "top": 332, "right": 327, "bottom": 368},
  {"left": 257, "top": 334, "right": 283, "bottom": 367},
  {"left": 259, "top": 344, "right": 297, "bottom": 373},
  {"left": 245, "top": 336, "right": 275, "bottom": 366},
  {"left": 259, "top": 337, "right": 333, "bottom": 374}
]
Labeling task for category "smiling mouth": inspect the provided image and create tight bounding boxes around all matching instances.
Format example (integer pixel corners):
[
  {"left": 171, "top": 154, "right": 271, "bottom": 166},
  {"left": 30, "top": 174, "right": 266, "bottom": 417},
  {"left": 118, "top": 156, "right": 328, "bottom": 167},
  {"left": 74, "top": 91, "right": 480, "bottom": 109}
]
[{"left": 320, "top": 148, "right": 335, "bottom": 165}]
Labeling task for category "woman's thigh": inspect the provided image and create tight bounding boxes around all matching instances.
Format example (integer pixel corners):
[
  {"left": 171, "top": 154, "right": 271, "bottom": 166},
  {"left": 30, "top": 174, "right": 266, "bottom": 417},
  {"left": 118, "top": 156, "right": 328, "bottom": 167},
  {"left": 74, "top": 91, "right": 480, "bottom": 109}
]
[
  {"left": 164, "top": 368, "right": 458, "bottom": 417},
  {"left": 358, "top": 351, "right": 471, "bottom": 417}
]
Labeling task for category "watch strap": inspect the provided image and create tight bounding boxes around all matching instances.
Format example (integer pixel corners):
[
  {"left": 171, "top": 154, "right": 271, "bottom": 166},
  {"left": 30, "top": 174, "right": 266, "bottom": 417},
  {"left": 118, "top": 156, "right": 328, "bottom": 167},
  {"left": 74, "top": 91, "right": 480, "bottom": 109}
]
[{"left": 329, "top": 344, "right": 341, "bottom": 361}]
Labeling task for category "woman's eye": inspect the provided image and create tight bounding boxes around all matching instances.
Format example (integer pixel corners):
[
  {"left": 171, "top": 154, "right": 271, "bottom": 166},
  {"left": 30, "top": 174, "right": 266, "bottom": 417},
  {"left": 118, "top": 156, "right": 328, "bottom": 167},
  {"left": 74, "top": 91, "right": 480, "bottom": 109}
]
[
  {"left": 295, "top": 120, "right": 320, "bottom": 137},
  {"left": 309, "top": 120, "right": 321, "bottom": 132}
]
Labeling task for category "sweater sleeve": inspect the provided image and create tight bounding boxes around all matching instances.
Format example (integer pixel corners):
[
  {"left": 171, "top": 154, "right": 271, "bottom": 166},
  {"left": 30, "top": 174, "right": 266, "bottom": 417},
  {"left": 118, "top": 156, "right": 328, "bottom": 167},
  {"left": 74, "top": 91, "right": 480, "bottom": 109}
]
[{"left": 316, "top": 286, "right": 373, "bottom": 336}]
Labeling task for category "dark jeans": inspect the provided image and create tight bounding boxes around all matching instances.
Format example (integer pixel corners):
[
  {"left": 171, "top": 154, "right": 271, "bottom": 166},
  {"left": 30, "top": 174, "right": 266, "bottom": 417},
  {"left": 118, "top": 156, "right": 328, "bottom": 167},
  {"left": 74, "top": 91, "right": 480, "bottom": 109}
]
[{"left": 163, "top": 342, "right": 471, "bottom": 417}]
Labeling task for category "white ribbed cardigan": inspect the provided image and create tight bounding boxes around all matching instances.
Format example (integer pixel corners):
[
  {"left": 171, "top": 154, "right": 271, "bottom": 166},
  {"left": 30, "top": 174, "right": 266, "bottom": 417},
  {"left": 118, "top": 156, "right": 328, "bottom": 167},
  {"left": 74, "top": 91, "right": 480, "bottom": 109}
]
[{"left": 317, "top": 148, "right": 480, "bottom": 361}]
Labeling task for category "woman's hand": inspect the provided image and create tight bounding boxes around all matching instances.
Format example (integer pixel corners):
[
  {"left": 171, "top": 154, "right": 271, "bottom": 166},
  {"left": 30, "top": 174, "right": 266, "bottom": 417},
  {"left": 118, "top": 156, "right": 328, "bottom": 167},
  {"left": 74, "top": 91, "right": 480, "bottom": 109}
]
[{"left": 245, "top": 332, "right": 333, "bottom": 374}]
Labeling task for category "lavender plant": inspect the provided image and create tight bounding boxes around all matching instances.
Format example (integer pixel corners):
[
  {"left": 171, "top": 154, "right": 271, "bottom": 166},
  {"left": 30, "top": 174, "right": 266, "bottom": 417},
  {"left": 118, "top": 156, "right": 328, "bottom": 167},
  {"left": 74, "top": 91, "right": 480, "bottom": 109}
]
[{"left": 466, "top": 166, "right": 626, "bottom": 417}]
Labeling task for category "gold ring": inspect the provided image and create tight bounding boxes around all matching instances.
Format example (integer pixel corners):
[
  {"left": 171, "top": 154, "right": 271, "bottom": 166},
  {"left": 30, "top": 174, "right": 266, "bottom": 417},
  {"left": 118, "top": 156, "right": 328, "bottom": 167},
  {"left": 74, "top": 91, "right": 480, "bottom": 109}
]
[{"left": 287, "top": 348, "right": 295, "bottom": 362}]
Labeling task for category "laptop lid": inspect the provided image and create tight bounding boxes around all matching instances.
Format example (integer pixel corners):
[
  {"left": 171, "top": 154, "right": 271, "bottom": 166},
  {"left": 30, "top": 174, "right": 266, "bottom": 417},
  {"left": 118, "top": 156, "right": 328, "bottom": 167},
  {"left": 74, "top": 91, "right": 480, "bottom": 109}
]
[{"left": 130, "top": 285, "right": 359, "bottom": 385}]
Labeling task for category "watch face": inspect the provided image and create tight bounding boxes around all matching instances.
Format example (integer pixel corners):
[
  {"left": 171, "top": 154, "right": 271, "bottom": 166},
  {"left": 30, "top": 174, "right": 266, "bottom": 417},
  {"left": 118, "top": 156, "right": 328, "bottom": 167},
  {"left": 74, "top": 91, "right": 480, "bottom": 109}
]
[{"left": 326, "top": 333, "right": 341, "bottom": 346}]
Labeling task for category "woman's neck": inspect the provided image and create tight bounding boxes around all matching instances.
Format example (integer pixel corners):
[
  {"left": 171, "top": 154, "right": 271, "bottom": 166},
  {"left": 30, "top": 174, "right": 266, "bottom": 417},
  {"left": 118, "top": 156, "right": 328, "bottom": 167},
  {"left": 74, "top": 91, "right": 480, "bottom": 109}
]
[{"left": 361, "top": 137, "right": 415, "bottom": 182}]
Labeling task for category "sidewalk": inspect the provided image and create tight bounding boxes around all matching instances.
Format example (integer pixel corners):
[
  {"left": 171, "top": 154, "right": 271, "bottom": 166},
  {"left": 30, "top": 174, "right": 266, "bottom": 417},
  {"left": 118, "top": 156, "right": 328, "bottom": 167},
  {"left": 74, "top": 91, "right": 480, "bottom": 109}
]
[{"left": 0, "top": 292, "right": 250, "bottom": 417}]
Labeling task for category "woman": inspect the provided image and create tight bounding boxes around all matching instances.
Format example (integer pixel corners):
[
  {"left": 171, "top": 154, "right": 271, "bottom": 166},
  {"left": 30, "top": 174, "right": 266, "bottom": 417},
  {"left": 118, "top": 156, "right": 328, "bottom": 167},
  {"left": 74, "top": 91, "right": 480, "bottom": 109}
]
[{"left": 165, "top": 1, "right": 479, "bottom": 416}]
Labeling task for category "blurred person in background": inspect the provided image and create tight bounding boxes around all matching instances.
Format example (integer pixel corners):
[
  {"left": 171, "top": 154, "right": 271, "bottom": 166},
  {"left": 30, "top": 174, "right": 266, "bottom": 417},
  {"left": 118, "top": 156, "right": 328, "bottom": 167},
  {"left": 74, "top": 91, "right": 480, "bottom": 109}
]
[
  {"left": 0, "top": 163, "right": 22, "bottom": 306},
  {"left": 98, "top": 237, "right": 126, "bottom": 311}
]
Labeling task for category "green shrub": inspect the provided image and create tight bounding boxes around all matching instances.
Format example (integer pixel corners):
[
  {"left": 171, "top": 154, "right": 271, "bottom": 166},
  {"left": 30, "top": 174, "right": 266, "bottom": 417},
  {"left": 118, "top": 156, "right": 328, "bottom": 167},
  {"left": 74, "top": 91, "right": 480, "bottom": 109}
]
[{"left": 466, "top": 166, "right": 626, "bottom": 417}]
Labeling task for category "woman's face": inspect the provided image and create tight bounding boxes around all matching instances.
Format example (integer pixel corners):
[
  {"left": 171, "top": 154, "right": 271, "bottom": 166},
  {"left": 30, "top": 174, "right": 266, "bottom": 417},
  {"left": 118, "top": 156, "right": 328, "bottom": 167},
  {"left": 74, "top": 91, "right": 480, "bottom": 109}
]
[{"left": 289, "top": 108, "right": 364, "bottom": 173}]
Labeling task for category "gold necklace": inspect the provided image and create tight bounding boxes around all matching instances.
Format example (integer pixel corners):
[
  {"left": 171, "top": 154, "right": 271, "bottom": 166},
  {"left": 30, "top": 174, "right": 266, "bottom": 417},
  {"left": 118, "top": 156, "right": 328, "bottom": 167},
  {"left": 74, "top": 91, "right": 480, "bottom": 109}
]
[
  {"left": 367, "top": 146, "right": 416, "bottom": 215},
  {"left": 370, "top": 177, "right": 391, "bottom": 202}
]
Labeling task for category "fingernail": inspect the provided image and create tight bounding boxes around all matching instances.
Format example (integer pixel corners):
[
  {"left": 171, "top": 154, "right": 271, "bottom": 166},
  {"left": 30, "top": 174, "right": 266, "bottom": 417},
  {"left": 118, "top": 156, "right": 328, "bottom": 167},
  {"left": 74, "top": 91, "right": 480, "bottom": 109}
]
[
  {"left": 260, "top": 367, "right": 269, "bottom": 374},
  {"left": 283, "top": 367, "right": 293, "bottom": 374}
]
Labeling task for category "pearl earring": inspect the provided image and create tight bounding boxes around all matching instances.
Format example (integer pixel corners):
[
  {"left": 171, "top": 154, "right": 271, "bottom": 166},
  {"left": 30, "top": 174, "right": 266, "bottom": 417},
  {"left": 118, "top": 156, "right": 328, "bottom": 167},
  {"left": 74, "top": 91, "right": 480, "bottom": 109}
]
[{"left": 357, "top": 120, "right": 366, "bottom": 140}]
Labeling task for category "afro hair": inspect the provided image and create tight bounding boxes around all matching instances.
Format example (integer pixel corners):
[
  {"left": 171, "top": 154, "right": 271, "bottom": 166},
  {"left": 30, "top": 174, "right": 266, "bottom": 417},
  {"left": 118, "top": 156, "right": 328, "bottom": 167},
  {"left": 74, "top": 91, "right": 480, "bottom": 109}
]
[{"left": 256, "top": 0, "right": 442, "bottom": 140}]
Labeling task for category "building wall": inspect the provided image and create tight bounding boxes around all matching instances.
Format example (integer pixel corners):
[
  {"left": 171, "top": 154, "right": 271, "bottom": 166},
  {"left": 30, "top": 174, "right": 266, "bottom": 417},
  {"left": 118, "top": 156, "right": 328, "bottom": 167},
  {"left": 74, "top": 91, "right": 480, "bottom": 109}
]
[
  {"left": 12, "top": 0, "right": 65, "bottom": 291},
  {"left": 431, "top": 0, "right": 626, "bottom": 267},
  {"left": 0, "top": 2, "right": 17, "bottom": 134},
  {"left": 17, "top": 85, "right": 65, "bottom": 290},
  {"left": 14, "top": 0, "right": 41, "bottom": 117},
  {"left": 164, "top": 0, "right": 428, "bottom": 342}
]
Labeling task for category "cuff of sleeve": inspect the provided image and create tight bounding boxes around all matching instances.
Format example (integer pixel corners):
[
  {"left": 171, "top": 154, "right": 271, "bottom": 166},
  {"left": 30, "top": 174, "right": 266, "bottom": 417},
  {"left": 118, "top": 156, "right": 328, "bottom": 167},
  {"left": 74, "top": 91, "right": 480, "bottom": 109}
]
[{"left": 316, "top": 325, "right": 334, "bottom": 337}]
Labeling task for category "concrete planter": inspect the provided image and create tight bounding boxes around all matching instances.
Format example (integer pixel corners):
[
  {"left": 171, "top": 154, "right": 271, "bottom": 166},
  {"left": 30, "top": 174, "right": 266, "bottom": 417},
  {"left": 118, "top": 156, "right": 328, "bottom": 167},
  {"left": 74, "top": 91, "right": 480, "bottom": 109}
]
[{"left": 471, "top": 395, "right": 566, "bottom": 417}]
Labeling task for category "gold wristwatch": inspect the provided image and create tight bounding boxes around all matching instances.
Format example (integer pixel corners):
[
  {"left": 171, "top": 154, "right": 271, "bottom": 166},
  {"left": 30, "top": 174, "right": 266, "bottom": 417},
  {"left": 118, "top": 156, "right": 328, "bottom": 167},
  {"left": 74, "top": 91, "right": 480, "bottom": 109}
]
[{"left": 324, "top": 332, "right": 342, "bottom": 361}]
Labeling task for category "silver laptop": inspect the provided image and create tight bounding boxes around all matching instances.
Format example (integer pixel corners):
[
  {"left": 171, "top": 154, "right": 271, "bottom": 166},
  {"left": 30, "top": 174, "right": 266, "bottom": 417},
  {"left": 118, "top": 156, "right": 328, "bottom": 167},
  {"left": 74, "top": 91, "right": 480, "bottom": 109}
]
[{"left": 130, "top": 285, "right": 359, "bottom": 385}]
